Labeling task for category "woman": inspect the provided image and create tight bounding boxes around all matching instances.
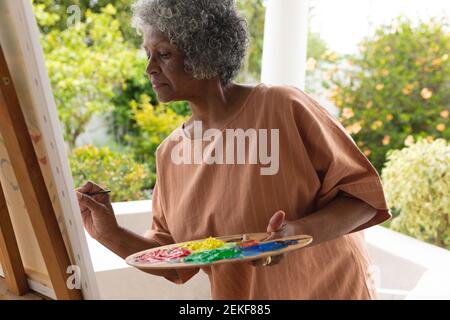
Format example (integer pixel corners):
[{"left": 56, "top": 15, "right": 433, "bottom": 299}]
[{"left": 76, "top": 0, "right": 391, "bottom": 299}]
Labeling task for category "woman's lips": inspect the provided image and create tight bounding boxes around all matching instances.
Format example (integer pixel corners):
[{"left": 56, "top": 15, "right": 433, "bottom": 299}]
[{"left": 152, "top": 82, "right": 167, "bottom": 89}]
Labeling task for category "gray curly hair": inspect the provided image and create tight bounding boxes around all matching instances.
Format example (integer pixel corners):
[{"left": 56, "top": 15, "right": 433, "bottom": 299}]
[{"left": 131, "top": 0, "right": 250, "bottom": 86}]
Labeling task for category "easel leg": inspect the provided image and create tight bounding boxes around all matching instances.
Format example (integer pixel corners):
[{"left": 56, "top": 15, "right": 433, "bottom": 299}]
[
  {"left": 0, "top": 180, "right": 29, "bottom": 295},
  {"left": 0, "top": 45, "right": 82, "bottom": 300}
]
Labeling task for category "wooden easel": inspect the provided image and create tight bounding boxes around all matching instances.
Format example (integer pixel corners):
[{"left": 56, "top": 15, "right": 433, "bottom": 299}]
[{"left": 0, "top": 45, "right": 82, "bottom": 300}]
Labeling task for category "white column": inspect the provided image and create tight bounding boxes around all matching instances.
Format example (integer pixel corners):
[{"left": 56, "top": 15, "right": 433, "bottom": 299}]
[{"left": 261, "top": 0, "right": 309, "bottom": 90}]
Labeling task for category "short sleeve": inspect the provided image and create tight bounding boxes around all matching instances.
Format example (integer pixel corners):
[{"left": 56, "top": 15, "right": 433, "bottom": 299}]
[
  {"left": 147, "top": 182, "right": 175, "bottom": 246},
  {"left": 289, "top": 87, "right": 391, "bottom": 232},
  {"left": 145, "top": 167, "right": 200, "bottom": 284}
]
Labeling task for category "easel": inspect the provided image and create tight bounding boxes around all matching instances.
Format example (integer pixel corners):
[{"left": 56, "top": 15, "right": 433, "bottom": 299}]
[{"left": 0, "top": 45, "right": 82, "bottom": 300}]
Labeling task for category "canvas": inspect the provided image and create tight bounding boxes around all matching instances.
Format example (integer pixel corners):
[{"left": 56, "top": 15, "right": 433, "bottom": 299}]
[{"left": 0, "top": 0, "right": 99, "bottom": 299}]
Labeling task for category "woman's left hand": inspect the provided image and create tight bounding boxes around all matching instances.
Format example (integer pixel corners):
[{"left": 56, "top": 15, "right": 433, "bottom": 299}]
[{"left": 250, "top": 210, "right": 295, "bottom": 267}]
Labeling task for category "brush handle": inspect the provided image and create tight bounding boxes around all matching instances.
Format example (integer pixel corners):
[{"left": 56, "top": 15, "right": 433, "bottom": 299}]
[{"left": 85, "top": 190, "right": 111, "bottom": 196}]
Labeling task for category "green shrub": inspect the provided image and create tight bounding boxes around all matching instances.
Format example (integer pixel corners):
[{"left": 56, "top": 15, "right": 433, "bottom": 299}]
[
  {"left": 70, "top": 144, "right": 150, "bottom": 202},
  {"left": 124, "top": 95, "right": 188, "bottom": 188},
  {"left": 382, "top": 138, "right": 450, "bottom": 249},
  {"left": 36, "top": 3, "right": 138, "bottom": 148},
  {"left": 327, "top": 16, "right": 450, "bottom": 173}
]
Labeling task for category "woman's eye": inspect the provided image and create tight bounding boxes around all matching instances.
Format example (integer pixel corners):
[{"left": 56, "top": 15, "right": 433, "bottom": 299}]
[
  {"left": 146, "top": 52, "right": 170, "bottom": 60},
  {"left": 160, "top": 53, "right": 171, "bottom": 59}
]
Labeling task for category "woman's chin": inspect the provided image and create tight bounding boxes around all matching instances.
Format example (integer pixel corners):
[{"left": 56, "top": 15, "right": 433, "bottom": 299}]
[
  {"left": 156, "top": 94, "right": 172, "bottom": 103},
  {"left": 154, "top": 92, "right": 171, "bottom": 103}
]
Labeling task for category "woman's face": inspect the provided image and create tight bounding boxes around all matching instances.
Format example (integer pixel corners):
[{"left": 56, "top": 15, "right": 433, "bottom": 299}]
[{"left": 143, "top": 26, "right": 199, "bottom": 102}]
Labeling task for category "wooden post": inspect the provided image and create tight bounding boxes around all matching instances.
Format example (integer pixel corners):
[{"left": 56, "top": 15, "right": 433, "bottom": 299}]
[
  {"left": 0, "top": 181, "right": 29, "bottom": 295},
  {"left": 0, "top": 45, "right": 82, "bottom": 300}
]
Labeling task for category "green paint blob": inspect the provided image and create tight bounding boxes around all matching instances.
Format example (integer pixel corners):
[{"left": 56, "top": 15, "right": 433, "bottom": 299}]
[{"left": 184, "top": 247, "right": 242, "bottom": 264}]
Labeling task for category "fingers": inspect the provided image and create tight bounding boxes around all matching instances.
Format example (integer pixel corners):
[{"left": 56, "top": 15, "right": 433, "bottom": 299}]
[
  {"left": 79, "top": 207, "right": 90, "bottom": 224},
  {"left": 91, "top": 192, "right": 110, "bottom": 203},
  {"left": 76, "top": 181, "right": 110, "bottom": 204},
  {"left": 263, "top": 232, "right": 277, "bottom": 242},
  {"left": 269, "top": 255, "right": 283, "bottom": 265},
  {"left": 251, "top": 258, "right": 265, "bottom": 267},
  {"left": 76, "top": 191, "right": 107, "bottom": 213},
  {"left": 267, "top": 210, "right": 286, "bottom": 233},
  {"left": 76, "top": 181, "right": 93, "bottom": 193},
  {"left": 251, "top": 254, "right": 284, "bottom": 267},
  {"left": 76, "top": 180, "right": 104, "bottom": 194}
]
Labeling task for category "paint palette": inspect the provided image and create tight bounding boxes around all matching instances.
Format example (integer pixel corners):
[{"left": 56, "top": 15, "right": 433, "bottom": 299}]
[{"left": 125, "top": 232, "right": 313, "bottom": 270}]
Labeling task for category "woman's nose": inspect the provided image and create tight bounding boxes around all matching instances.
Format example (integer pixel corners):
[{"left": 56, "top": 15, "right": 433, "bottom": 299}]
[{"left": 146, "top": 56, "right": 160, "bottom": 76}]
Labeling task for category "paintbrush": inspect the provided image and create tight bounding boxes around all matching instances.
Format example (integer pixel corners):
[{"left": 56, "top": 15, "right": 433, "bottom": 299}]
[{"left": 85, "top": 189, "right": 111, "bottom": 197}]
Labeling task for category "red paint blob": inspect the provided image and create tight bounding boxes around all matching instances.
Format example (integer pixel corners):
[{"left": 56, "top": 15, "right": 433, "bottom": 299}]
[
  {"left": 136, "top": 247, "right": 191, "bottom": 263},
  {"left": 238, "top": 240, "right": 259, "bottom": 247}
]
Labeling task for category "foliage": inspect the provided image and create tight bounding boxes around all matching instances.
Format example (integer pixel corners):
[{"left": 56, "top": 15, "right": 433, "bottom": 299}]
[
  {"left": 382, "top": 139, "right": 450, "bottom": 249},
  {"left": 326, "top": 16, "right": 450, "bottom": 172},
  {"left": 70, "top": 144, "right": 150, "bottom": 202},
  {"left": 107, "top": 52, "right": 155, "bottom": 143},
  {"left": 305, "top": 31, "right": 338, "bottom": 95},
  {"left": 34, "top": 0, "right": 269, "bottom": 82},
  {"left": 124, "top": 95, "right": 189, "bottom": 188},
  {"left": 236, "top": 0, "right": 266, "bottom": 83},
  {"left": 34, "top": 0, "right": 142, "bottom": 47},
  {"left": 35, "top": 3, "right": 138, "bottom": 147}
]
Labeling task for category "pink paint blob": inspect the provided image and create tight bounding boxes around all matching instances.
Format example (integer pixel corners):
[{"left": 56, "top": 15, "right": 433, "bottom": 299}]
[{"left": 136, "top": 246, "right": 191, "bottom": 264}]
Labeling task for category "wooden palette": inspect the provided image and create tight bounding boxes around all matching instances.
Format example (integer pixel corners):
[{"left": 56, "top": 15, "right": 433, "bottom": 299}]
[{"left": 125, "top": 232, "right": 313, "bottom": 270}]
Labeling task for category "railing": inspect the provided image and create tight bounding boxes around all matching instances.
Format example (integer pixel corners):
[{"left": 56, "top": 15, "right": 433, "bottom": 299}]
[{"left": 365, "top": 224, "right": 450, "bottom": 299}]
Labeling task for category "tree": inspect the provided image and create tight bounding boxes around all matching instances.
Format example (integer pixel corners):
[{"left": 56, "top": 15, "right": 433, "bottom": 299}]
[
  {"left": 236, "top": 0, "right": 266, "bottom": 83},
  {"left": 34, "top": 0, "right": 142, "bottom": 47},
  {"left": 304, "top": 31, "right": 337, "bottom": 95},
  {"left": 326, "top": 16, "right": 450, "bottom": 172},
  {"left": 35, "top": 3, "right": 137, "bottom": 147}
]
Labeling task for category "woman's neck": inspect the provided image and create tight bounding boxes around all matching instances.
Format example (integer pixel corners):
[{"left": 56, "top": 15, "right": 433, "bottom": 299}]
[{"left": 186, "top": 82, "right": 237, "bottom": 127}]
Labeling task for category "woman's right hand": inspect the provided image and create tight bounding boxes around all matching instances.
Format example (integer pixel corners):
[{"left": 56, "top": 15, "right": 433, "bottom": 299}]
[
  {"left": 76, "top": 181, "right": 120, "bottom": 242},
  {"left": 76, "top": 182, "right": 186, "bottom": 281}
]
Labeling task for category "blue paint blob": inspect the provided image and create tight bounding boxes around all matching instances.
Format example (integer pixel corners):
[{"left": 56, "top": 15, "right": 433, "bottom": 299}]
[{"left": 240, "top": 240, "right": 297, "bottom": 257}]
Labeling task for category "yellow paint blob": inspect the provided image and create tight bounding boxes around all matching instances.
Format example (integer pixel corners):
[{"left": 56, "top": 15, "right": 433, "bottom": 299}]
[{"left": 182, "top": 237, "right": 225, "bottom": 252}]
